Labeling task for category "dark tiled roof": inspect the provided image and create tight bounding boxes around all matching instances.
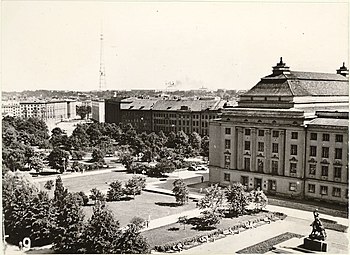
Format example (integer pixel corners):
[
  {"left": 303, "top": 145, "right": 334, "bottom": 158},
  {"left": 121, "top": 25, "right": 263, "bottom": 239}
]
[
  {"left": 120, "top": 98, "right": 157, "bottom": 110},
  {"left": 307, "top": 117, "right": 349, "bottom": 127},
  {"left": 243, "top": 71, "right": 348, "bottom": 97},
  {"left": 119, "top": 97, "right": 225, "bottom": 112},
  {"left": 153, "top": 99, "right": 223, "bottom": 112}
]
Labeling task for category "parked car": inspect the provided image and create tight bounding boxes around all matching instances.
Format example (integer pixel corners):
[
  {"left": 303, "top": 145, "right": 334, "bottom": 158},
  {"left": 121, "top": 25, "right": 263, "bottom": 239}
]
[
  {"left": 188, "top": 165, "right": 199, "bottom": 171},
  {"left": 196, "top": 165, "right": 209, "bottom": 171}
]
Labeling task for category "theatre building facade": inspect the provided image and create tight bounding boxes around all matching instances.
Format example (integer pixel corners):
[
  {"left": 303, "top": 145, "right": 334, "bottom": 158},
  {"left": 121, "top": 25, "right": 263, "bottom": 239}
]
[{"left": 209, "top": 59, "right": 349, "bottom": 204}]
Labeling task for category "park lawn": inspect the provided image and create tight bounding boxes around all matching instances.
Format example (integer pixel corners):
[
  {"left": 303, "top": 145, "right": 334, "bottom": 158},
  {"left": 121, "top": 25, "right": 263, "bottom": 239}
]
[
  {"left": 142, "top": 211, "right": 274, "bottom": 248},
  {"left": 38, "top": 171, "right": 160, "bottom": 195},
  {"left": 83, "top": 191, "right": 197, "bottom": 226}
]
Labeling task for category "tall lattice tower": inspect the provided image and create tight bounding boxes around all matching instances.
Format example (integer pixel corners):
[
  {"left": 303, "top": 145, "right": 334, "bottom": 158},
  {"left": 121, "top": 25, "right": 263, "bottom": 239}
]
[{"left": 99, "top": 32, "right": 106, "bottom": 91}]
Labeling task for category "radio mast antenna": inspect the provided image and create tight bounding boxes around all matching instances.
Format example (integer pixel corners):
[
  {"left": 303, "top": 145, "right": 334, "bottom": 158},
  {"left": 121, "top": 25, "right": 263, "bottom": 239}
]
[{"left": 99, "top": 25, "right": 106, "bottom": 91}]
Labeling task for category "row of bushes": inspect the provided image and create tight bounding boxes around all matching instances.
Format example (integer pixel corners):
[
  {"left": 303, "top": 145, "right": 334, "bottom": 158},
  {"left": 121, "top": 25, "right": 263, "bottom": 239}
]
[{"left": 154, "top": 212, "right": 286, "bottom": 252}]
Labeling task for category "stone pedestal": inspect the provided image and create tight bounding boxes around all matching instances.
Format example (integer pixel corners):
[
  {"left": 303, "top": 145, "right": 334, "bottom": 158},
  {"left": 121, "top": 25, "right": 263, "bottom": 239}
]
[{"left": 303, "top": 237, "right": 327, "bottom": 252}]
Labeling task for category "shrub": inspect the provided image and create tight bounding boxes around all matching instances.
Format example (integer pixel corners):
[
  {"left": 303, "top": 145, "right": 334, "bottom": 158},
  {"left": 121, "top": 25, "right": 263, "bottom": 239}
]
[
  {"left": 107, "top": 180, "right": 124, "bottom": 201},
  {"left": 78, "top": 191, "right": 89, "bottom": 206}
]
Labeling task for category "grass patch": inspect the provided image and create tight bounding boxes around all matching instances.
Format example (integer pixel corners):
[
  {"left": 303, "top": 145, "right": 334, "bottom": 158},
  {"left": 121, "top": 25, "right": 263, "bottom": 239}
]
[
  {"left": 83, "top": 192, "right": 196, "bottom": 226},
  {"left": 236, "top": 232, "right": 303, "bottom": 254},
  {"left": 142, "top": 211, "right": 284, "bottom": 250}
]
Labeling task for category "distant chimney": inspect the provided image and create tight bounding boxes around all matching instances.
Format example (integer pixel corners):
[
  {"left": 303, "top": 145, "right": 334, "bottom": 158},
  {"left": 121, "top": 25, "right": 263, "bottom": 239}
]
[
  {"left": 272, "top": 57, "right": 291, "bottom": 75},
  {"left": 336, "top": 62, "right": 349, "bottom": 77}
]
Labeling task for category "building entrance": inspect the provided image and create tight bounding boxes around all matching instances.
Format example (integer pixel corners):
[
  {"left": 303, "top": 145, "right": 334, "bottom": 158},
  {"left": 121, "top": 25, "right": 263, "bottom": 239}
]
[{"left": 254, "top": 178, "right": 262, "bottom": 190}]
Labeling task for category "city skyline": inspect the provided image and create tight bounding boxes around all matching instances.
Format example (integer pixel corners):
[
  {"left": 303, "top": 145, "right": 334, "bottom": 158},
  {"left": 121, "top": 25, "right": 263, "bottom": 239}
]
[{"left": 2, "top": 1, "right": 348, "bottom": 92}]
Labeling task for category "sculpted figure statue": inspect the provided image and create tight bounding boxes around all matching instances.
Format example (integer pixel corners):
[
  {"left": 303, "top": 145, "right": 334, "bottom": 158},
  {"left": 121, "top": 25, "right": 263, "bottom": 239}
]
[{"left": 309, "top": 209, "right": 327, "bottom": 241}]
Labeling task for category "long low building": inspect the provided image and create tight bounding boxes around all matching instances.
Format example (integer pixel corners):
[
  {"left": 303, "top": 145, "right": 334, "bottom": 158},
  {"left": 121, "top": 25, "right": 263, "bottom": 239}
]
[
  {"left": 209, "top": 59, "right": 349, "bottom": 204},
  {"left": 105, "top": 96, "right": 235, "bottom": 135}
]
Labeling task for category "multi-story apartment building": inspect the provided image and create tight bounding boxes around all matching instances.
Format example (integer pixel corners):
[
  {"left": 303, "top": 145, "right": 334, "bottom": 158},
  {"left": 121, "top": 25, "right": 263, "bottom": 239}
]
[
  {"left": 2, "top": 100, "right": 20, "bottom": 117},
  {"left": 209, "top": 59, "right": 348, "bottom": 204},
  {"left": 105, "top": 97, "right": 231, "bottom": 135}
]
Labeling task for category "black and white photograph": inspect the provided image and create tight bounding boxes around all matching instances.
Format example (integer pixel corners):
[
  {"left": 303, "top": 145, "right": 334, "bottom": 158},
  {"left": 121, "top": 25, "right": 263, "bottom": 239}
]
[{"left": 1, "top": 0, "right": 349, "bottom": 254}]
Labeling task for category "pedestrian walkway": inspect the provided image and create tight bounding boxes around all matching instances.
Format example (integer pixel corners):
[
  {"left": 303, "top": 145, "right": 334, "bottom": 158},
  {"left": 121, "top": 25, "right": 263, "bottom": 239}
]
[{"left": 31, "top": 166, "right": 125, "bottom": 183}]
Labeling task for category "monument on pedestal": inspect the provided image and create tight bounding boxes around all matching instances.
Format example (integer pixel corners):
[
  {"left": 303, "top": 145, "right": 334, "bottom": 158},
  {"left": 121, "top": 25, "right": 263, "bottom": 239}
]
[{"left": 303, "top": 209, "right": 328, "bottom": 252}]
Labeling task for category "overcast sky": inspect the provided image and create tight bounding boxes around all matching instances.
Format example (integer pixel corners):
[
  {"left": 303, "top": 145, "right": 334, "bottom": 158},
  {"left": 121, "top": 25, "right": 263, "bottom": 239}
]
[{"left": 1, "top": 1, "right": 348, "bottom": 92}]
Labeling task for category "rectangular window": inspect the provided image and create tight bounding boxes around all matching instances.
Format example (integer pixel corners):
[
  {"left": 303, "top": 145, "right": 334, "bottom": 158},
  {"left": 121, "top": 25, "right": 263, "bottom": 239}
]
[
  {"left": 291, "top": 145, "right": 298, "bottom": 155},
  {"left": 320, "top": 186, "right": 328, "bottom": 195},
  {"left": 309, "top": 164, "right": 316, "bottom": 175},
  {"left": 333, "top": 187, "right": 341, "bottom": 197},
  {"left": 225, "top": 128, "right": 231, "bottom": 135},
  {"left": 224, "top": 155, "right": 230, "bottom": 168},
  {"left": 291, "top": 132, "right": 298, "bottom": 139},
  {"left": 225, "top": 139, "right": 231, "bottom": 150},
  {"left": 323, "top": 133, "right": 330, "bottom": 141},
  {"left": 245, "top": 129, "right": 251, "bottom": 135},
  {"left": 335, "top": 134, "right": 343, "bottom": 143},
  {"left": 335, "top": 148, "right": 342, "bottom": 159},
  {"left": 244, "top": 141, "right": 251, "bottom": 150},
  {"left": 334, "top": 167, "right": 342, "bottom": 178},
  {"left": 268, "top": 180, "right": 276, "bottom": 191},
  {"left": 289, "top": 183, "right": 297, "bottom": 191},
  {"left": 322, "top": 147, "right": 329, "bottom": 158},
  {"left": 310, "top": 146, "right": 317, "bottom": 157},
  {"left": 224, "top": 173, "right": 230, "bottom": 182},
  {"left": 310, "top": 133, "right": 317, "bottom": 140},
  {"left": 258, "top": 142, "right": 264, "bottom": 152},
  {"left": 258, "top": 130, "right": 264, "bottom": 136},
  {"left": 244, "top": 157, "right": 250, "bottom": 171},
  {"left": 272, "top": 143, "right": 279, "bottom": 153},
  {"left": 241, "top": 176, "right": 248, "bottom": 188},
  {"left": 321, "top": 165, "right": 328, "bottom": 177},
  {"left": 308, "top": 184, "right": 315, "bottom": 193},
  {"left": 290, "top": 163, "right": 297, "bottom": 173},
  {"left": 257, "top": 159, "right": 264, "bottom": 172},
  {"left": 272, "top": 131, "right": 279, "bottom": 138},
  {"left": 271, "top": 161, "right": 278, "bottom": 175}
]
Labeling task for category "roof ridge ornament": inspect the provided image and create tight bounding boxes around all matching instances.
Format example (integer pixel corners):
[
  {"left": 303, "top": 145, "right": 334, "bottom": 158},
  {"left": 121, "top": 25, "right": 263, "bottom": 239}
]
[
  {"left": 272, "top": 57, "right": 290, "bottom": 75},
  {"left": 337, "top": 62, "right": 349, "bottom": 77}
]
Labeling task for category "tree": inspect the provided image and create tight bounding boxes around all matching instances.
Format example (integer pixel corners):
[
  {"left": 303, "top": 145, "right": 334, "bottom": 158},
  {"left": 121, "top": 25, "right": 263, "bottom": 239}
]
[
  {"left": 91, "top": 148, "right": 105, "bottom": 163},
  {"left": 77, "top": 191, "right": 89, "bottom": 206},
  {"left": 44, "top": 180, "right": 54, "bottom": 190},
  {"left": 178, "top": 216, "right": 188, "bottom": 230},
  {"left": 201, "top": 135, "right": 210, "bottom": 158},
  {"left": 48, "top": 148, "right": 69, "bottom": 173},
  {"left": 79, "top": 204, "right": 120, "bottom": 253},
  {"left": 124, "top": 176, "right": 146, "bottom": 198},
  {"left": 120, "top": 152, "right": 134, "bottom": 172},
  {"left": 54, "top": 176, "right": 68, "bottom": 203},
  {"left": 70, "top": 124, "right": 90, "bottom": 149},
  {"left": 76, "top": 105, "right": 91, "bottom": 120},
  {"left": 107, "top": 180, "right": 124, "bottom": 201},
  {"left": 115, "top": 223, "right": 150, "bottom": 254},
  {"left": 197, "top": 184, "right": 226, "bottom": 227},
  {"left": 71, "top": 150, "right": 86, "bottom": 160},
  {"left": 172, "top": 179, "right": 189, "bottom": 205},
  {"left": 2, "top": 147, "right": 26, "bottom": 171},
  {"left": 51, "top": 192, "right": 85, "bottom": 253},
  {"left": 225, "top": 183, "right": 250, "bottom": 216},
  {"left": 249, "top": 189, "right": 268, "bottom": 212},
  {"left": 28, "top": 154, "right": 44, "bottom": 172},
  {"left": 90, "top": 188, "right": 106, "bottom": 204},
  {"left": 129, "top": 216, "right": 146, "bottom": 231},
  {"left": 2, "top": 172, "right": 54, "bottom": 246},
  {"left": 189, "top": 132, "right": 202, "bottom": 151},
  {"left": 152, "top": 159, "right": 175, "bottom": 177}
]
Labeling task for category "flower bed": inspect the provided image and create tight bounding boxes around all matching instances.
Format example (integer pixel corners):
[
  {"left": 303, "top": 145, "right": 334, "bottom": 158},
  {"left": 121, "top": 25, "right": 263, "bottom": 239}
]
[{"left": 153, "top": 211, "right": 286, "bottom": 253}]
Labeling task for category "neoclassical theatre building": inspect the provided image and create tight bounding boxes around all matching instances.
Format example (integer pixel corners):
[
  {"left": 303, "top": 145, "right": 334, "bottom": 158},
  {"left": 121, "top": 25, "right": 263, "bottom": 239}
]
[{"left": 209, "top": 59, "right": 349, "bottom": 204}]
